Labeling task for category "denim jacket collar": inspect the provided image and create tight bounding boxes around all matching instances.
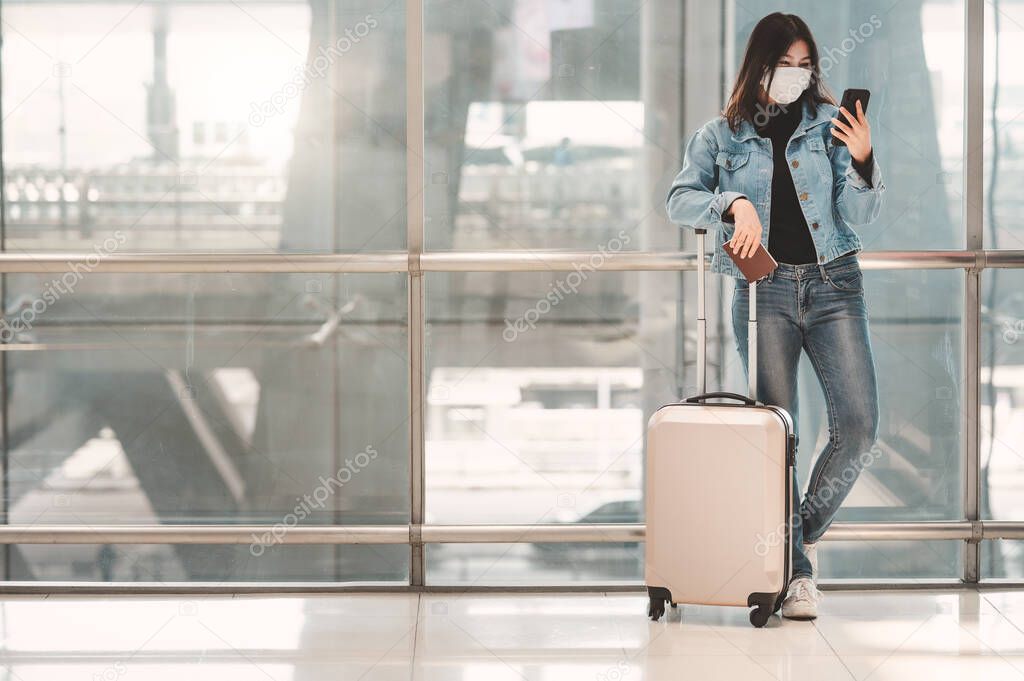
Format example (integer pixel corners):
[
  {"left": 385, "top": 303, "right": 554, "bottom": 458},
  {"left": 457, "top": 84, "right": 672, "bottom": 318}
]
[{"left": 729, "top": 100, "right": 834, "bottom": 144}]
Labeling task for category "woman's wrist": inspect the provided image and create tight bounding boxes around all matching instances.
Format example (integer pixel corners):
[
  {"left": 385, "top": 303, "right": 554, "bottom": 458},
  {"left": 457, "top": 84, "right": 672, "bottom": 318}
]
[
  {"left": 724, "top": 197, "right": 751, "bottom": 221},
  {"left": 851, "top": 147, "right": 873, "bottom": 165},
  {"left": 851, "top": 150, "right": 875, "bottom": 188}
]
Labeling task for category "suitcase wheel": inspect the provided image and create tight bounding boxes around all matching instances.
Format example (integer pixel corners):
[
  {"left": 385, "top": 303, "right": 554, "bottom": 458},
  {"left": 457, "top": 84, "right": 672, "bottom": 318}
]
[
  {"left": 749, "top": 606, "right": 771, "bottom": 628},
  {"left": 647, "top": 595, "right": 666, "bottom": 621},
  {"left": 746, "top": 592, "right": 778, "bottom": 628},
  {"left": 646, "top": 586, "right": 672, "bottom": 621}
]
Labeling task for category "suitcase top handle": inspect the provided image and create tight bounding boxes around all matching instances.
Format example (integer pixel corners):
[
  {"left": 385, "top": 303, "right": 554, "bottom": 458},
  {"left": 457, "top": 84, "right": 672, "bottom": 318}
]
[{"left": 684, "top": 391, "right": 760, "bottom": 406}]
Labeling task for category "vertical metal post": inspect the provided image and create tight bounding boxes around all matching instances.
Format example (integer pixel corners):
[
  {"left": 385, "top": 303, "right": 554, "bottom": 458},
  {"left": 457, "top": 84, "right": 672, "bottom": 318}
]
[
  {"left": 695, "top": 229, "right": 706, "bottom": 394},
  {"left": 963, "top": 0, "right": 984, "bottom": 584},
  {"left": 326, "top": 0, "right": 342, "bottom": 583},
  {"left": 747, "top": 280, "right": 756, "bottom": 401},
  {"left": 406, "top": 0, "right": 426, "bottom": 587},
  {"left": 0, "top": 0, "right": 8, "bottom": 581}
]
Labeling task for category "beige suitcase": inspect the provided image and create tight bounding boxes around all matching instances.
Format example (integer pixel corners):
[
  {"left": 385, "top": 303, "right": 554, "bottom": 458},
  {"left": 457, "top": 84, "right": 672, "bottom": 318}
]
[{"left": 644, "top": 229, "right": 797, "bottom": 628}]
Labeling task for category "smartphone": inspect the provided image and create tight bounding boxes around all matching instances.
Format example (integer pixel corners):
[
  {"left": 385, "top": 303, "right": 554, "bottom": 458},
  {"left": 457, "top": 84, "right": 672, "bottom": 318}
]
[
  {"left": 723, "top": 239, "right": 778, "bottom": 283},
  {"left": 833, "top": 88, "right": 871, "bottom": 147}
]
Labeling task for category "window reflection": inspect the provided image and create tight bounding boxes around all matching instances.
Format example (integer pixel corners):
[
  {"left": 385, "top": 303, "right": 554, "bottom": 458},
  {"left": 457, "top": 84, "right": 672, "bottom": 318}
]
[
  {"left": 2, "top": 1, "right": 406, "bottom": 252},
  {"left": 980, "top": 0, "right": 1024, "bottom": 580}
]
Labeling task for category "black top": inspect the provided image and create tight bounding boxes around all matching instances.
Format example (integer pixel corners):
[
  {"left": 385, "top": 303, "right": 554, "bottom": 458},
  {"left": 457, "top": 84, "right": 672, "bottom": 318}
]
[
  {"left": 757, "top": 103, "right": 817, "bottom": 265},
  {"left": 753, "top": 101, "right": 875, "bottom": 265}
]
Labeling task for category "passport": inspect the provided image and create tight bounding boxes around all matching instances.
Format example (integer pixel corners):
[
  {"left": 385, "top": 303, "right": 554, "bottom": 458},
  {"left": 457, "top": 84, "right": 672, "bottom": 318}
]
[{"left": 723, "top": 240, "right": 779, "bottom": 283}]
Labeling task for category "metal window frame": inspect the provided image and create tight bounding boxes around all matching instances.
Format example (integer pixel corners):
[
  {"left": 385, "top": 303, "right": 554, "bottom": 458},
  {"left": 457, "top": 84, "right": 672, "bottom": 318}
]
[
  {"left": 0, "top": 0, "right": 1016, "bottom": 591},
  {"left": 962, "top": 0, "right": 985, "bottom": 586},
  {"left": 406, "top": 0, "right": 426, "bottom": 588}
]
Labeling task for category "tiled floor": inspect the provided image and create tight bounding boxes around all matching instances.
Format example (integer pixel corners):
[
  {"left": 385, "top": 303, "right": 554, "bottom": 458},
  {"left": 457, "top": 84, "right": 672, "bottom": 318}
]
[{"left": 2, "top": 590, "right": 1024, "bottom": 679}]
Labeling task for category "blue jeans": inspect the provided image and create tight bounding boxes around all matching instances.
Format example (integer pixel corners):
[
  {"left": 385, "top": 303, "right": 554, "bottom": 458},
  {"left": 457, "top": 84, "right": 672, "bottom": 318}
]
[{"left": 731, "top": 252, "right": 880, "bottom": 580}]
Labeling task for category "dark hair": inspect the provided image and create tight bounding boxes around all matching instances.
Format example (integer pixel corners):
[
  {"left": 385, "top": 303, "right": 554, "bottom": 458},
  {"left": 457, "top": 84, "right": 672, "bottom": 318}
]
[{"left": 723, "top": 13, "right": 834, "bottom": 131}]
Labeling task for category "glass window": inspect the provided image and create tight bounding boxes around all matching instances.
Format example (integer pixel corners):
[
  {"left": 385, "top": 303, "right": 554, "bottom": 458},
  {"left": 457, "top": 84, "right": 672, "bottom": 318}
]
[
  {"left": 985, "top": 540, "right": 1024, "bottom": 581},
  {"left": 1, "top": 1, "right": 407, "bottom": 252},
  {"left": 766, "top": 269, "right": 965, "bottom": 524},
  {"left": 425, "top": 266, "right": 962, "bottom": 584},
  {"left": 423, "top": 0, "right": 967, "bottom": 253},
  {"left": 981, "top": 267, "right": 1024, "bottom": 581},
  {"left": 820, "top": 541, "right": 959, "bottom": 581},
  {"left": 985, "top": 0, "right": 1024, "bottom": 250},
  {"left": 425, "top": 269, "right": 680, "bottom": 583},
  {"left": 2, "top": 272, "right": 408, "bottom": 582},
  {"left": 424, "top": 0, "right": 649, "bottom": 251},
  {"left": 0, "top": 0, "right": 1009, "bottom": 587},
  {"left": 8, "top": 544, "right": 407, "bottom": 583},
  {"left": 731, "top": 1, "right": 966, "bottom": 250}
]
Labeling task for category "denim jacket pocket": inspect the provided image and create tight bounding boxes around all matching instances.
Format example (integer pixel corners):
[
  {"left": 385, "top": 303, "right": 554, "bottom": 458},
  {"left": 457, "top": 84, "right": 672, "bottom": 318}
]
[
  {"left": 805, "top": 137, "right": 832, "bottom": 180},
  {"left": 715, "top": 150, "right": 751, "bottom": 172},
  {"left": 715, "top": 151, "right": 752, "bottom": 198}
]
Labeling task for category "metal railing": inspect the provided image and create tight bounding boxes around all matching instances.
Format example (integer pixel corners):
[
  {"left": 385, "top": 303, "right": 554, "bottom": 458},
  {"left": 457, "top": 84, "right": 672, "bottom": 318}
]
[
  {"left": 0, "top": 519, "right": 1021, "bottom": 545},
  {"left": 0, "top": 248, "right": 1018, "bottom": 273}
]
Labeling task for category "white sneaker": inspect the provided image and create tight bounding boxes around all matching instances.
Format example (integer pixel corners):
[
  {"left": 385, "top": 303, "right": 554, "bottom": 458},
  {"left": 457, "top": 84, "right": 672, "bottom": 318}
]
[{"left": 781, "top": 577, "right": 820, "bottom": 620}]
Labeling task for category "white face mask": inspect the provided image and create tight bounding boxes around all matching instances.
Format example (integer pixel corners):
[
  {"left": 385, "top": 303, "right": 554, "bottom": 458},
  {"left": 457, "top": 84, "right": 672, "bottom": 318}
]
[{"left": 761, "top": 66, "right": 813, "bottom": 105}]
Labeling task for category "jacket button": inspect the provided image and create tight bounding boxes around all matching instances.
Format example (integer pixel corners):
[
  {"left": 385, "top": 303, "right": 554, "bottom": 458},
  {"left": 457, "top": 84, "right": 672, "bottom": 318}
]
[
  {"left": 800, "top": 192, "right": 809, "bottom": 201},
  {"left": 819, "top": 255, "right": 825, "bottom": 263},
  {"left": 812, "top": 222, "right": 819, "bottom": 230},
  {"left": 791, "top": 160, "right": 799, "bottom": 168},
  {"left": 726, "top": 160, "right": 732, "bottom": 168}
]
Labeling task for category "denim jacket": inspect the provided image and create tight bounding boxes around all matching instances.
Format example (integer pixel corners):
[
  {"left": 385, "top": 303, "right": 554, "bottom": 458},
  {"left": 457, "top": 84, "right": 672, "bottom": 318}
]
[{"left": 665, "top": 101, "right": 885, "bottom": 279}]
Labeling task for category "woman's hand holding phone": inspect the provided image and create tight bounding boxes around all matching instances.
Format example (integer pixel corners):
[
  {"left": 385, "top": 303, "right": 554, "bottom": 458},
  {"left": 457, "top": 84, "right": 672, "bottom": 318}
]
[
  {"left": 831, "top": 100, "right": 872, "bottom": 164},
  {"left": 725, "top": 198, "right": 763, "bottom": 259}
]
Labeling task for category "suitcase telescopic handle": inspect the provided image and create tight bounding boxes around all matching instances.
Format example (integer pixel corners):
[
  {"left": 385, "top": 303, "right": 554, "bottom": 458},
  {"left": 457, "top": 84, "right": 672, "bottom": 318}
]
[
  {"left": 693, "top": 228, "right": 757, "bottom": 401},
  {"left": 684, "top": 391, "right": 759, "bottom": 406}
]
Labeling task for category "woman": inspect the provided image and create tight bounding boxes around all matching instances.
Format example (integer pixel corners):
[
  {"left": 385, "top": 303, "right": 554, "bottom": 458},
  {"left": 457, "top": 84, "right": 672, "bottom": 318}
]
[{"left": 665, "top": 13, "right": 883, "bottom": 620}]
